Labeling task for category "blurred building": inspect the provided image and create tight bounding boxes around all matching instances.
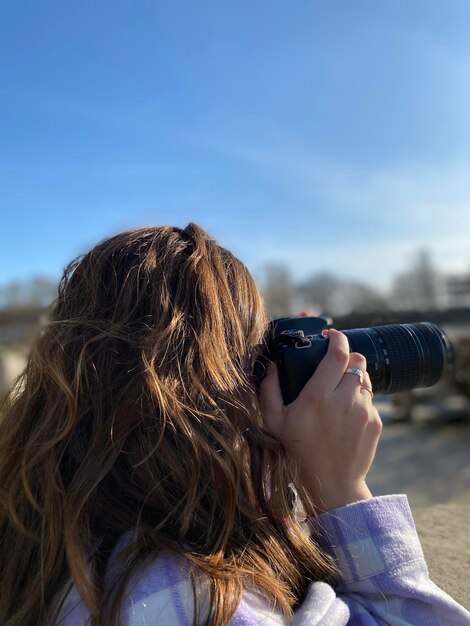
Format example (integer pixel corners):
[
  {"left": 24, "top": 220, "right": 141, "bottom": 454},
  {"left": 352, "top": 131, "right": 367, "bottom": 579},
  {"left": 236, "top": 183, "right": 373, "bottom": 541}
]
[
  {"left": 444, "top": 275, "right": 470, "bottom": 308},
  {"left": 0, "top": 307, "right": 46, "bottom": 344}
]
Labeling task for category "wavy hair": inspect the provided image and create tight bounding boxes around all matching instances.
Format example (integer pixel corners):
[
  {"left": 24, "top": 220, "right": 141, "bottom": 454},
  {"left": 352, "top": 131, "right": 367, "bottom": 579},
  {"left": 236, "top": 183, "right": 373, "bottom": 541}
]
[{"left": 0, "top": 224, "right": 335, "bottom": 626}]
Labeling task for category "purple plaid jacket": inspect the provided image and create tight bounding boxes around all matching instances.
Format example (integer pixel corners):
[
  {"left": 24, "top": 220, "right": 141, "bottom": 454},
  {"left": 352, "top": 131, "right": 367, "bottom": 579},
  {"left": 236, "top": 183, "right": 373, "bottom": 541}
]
[{"left": 52, "top": 495, "right": 470, "bottom": 625}]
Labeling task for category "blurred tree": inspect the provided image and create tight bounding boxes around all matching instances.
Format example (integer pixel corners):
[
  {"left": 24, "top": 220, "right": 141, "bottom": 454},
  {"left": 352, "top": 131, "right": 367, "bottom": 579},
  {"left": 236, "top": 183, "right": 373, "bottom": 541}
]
[
  {"left": 339, "top": 281, "right": 390, "bottom": 314},
  {"left": 260, "top": 263, "right": 295, "bottom": 319},
  {"left": 0, "top": 281, "right": 23, "bottom": 308},
  {"left": 391, "top": 250, "right": 438, "bottom": 310},
  {"left": 297, "top": 273, "right": 388, "bottom": 316},
  {"left": 297, "top": 272, "right": 340, "bottom": 315},
  {"left": 0, "top": 276, "right": 58, "bottom": 309}
]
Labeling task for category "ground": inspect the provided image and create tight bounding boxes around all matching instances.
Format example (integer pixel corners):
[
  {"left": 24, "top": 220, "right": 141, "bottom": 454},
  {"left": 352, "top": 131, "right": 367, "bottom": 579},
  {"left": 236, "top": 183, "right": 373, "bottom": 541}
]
[
  {"left": 413, "top": 502, "right": 470, "bottom": 610},
  {"left": 368, "top": 399, "right": 470, "bottom": 610}
]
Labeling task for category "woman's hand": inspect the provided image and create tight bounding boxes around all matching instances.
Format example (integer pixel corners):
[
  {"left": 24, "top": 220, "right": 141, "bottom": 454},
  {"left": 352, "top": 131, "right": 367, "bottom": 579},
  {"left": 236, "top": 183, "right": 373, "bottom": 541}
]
[{"left": 259, "top": 328, "right": 382, "bottom": 512}]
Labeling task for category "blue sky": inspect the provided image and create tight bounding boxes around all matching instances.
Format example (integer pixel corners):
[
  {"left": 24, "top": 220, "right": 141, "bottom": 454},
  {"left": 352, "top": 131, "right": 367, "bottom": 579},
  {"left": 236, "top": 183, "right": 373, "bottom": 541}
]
[{"left": 1, "top": 0, "right": 470, "bottom": 292}]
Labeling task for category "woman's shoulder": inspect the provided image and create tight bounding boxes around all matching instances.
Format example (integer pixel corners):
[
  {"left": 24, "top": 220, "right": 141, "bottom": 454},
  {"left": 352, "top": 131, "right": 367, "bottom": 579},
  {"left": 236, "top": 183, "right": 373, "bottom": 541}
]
[
  {"left": 54, "top": 536, "right": 331, "bottom": 626},
  {"left": 115, "top": 546, "right": 203, "bottom": 626},
  {"left": 102, "top": 538, "right": 345, "bottom": 626},
  {"left": 51, "top": 538, "right": 203, "bottom": 626}
]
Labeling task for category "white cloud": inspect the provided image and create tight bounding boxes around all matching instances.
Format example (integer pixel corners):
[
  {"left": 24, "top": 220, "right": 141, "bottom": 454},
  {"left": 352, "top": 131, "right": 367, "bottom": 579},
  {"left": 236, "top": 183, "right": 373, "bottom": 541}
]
[{"left": 210, "top": 137, "right": 470, "bottom": 289}]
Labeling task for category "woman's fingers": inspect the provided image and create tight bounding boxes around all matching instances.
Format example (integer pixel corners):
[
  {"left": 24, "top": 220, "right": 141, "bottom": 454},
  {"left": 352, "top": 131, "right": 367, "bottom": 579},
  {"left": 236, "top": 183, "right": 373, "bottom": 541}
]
[
  {"left": 359, "top": 371, "right": 374, "bottom": 401},
  {"left": 299, "top": 329, "right": 350, "bottom": 399},
  {"left": 335, "top": 352, "right": 368, "bottom": 394}
]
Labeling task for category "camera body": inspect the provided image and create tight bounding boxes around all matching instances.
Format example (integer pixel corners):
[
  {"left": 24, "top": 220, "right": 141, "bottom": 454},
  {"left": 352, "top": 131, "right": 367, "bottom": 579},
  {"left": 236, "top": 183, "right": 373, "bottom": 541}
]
[{"left": 257, "top": 316, "right": 453, "bottom": 405}]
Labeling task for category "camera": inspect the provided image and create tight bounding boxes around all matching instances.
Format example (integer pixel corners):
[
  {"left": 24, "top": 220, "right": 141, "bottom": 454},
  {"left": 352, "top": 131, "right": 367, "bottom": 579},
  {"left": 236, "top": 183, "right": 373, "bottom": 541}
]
[{"left": 255, "top": 316, "right": 453, "bottom": 405}]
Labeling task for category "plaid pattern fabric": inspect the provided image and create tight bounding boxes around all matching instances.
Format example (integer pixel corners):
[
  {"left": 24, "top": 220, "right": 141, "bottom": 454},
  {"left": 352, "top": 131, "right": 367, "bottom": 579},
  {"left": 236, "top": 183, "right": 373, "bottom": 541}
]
[
  {"left": 52, "top": 496, "right": 470, "bottom": 625},
  {"left": 304, "top": 495, "right": 470, "bottom": 625}
]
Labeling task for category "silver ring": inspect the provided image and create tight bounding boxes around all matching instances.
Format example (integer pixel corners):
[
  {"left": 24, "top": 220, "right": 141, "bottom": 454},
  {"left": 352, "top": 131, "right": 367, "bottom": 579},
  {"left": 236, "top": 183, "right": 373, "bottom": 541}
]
[
  {"left": 360, "top": 386, "right": 374, "bottom": 398},
  {"left": 344, "top": 368, "right": 364, "bottom": 384}
]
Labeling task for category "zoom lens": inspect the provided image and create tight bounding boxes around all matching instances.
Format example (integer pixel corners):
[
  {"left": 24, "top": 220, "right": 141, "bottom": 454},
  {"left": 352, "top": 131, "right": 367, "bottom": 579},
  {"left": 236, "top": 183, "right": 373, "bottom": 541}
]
[{"left": 343, "top": 323, "right": 453, "bottom": 394}]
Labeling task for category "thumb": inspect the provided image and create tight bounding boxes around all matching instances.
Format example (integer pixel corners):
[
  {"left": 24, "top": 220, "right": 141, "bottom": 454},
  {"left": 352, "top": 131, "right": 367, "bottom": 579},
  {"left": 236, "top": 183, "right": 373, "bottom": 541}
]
[{"left": 259, "top": 362, "right": 284, "bottom": 434}]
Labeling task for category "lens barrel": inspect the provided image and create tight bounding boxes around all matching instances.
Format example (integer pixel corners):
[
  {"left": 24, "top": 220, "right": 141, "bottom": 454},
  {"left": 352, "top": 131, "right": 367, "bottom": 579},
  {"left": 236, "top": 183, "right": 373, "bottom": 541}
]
[{"left": 343, "top": 322, "right": 453, "bottom": 394}]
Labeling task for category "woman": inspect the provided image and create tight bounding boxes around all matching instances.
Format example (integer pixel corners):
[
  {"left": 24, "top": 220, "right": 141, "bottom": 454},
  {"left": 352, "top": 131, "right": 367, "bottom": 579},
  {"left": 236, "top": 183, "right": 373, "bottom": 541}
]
[{"left": 0, "top": 223, "right": 468, "bottom": 626}]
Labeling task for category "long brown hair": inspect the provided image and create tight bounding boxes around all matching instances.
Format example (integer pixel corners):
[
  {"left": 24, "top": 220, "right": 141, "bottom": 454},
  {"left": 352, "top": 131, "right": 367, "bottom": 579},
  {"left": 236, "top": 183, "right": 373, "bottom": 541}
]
[{"left": 0, "top": 223, "right": 335, "bottom": 626}]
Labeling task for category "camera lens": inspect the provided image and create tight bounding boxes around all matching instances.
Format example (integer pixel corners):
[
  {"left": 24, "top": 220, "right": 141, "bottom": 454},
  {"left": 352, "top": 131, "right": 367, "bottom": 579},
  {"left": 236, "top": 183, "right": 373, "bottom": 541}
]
[{"left": 343, "top": 323, "right": 453, "bottom": 394}]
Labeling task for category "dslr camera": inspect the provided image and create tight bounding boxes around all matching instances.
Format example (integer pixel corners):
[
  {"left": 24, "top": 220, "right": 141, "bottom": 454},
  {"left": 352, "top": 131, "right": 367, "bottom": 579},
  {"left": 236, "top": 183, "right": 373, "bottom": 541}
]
[{"left": 256, "top": 316, "right": 453, "bottom": 405}]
